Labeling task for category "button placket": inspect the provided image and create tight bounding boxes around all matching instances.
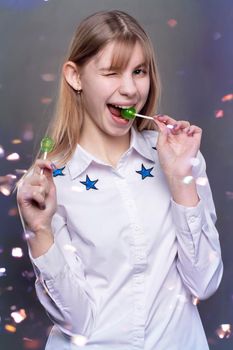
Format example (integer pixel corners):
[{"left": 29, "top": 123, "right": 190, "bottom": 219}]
[{"left": 115, "top": 176, "right": 146, "bottom": 349}]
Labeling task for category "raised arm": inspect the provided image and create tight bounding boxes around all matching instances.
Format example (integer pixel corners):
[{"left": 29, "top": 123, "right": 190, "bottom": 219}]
[
  {"left": 154, "top": 116, "right": 223, "bottom": 299},
  {"left": 17, "top": 160, "right": 96, "bottom": 336}
]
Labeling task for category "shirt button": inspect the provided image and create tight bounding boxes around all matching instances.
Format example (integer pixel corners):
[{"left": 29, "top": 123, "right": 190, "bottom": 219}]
[
  {"left": 189, "top": 216, "right": 196, "bottom": 223},
  {"left": 136, "top": 255, "right": 144, "bottom": 262}
]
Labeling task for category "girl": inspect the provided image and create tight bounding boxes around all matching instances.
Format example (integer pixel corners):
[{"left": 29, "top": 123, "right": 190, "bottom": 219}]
[{"left": 17, "top": 10, "right": 223, "bottom": 350}]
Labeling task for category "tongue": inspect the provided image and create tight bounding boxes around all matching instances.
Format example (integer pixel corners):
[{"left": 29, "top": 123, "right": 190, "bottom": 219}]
[{"left": 108, "top": 105, "right": 122, "bottom": 118}]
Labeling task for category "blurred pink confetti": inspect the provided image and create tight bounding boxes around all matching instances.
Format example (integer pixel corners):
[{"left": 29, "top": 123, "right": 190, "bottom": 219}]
[
  {"left": 11, "top": 309, "right": 27, "bottom": 323},
  {"left": 196, "top": 177, "right": 208, "bottom": 186},
  {"left": 15, "top": 169, "right": 27, "bottom": 175},
  {"left": 23, "top": 337, "right": 42, "bottom": 349},
  {"left": 0, "top": 267, "right": 6, "bottom": 277},
  {"left": 225, "top": 191, "right": 233, "bottom": 200},
  {"left": 8, "top": 207, "right": 19, "bottom": 216},
  {"left": 167, "top": 18, "right": 178, "bottom": 28},
  {"left": 0, "top": 174, "right": 16, "bottom": 196},
  {"left": 6, "top": 153, "right": 20, "bottom": 161},
  {"left": 216, "top": 324, "right": 232, "bottom": 339},
  {"left": 215, "top": 109, "right": 224, "bottom": 118},
  {"left": 221, "top": 94, "right": 233, "bottom": 102},
  {"left": 22, "top": 123, "right": 34, "bottom": 141},
  {"left": 0, "top": 145, "right": 5, "bottom": 157},
  {"left": 11, "top": 139, "right": 22, "bottom": 144},
  {"left": 41, "top": 73, "right": 56, "bottom": 82},
  {"left": 41, "top": 97, "right": 52, "bottom": 104},
  {"left": 12, "top": 247, "right": 23, "bottom": 258}
]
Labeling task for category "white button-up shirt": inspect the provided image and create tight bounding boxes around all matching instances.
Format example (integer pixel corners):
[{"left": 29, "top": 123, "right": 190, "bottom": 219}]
[{"left": 30, "top": 127, "right": 223, "bottom": 350}]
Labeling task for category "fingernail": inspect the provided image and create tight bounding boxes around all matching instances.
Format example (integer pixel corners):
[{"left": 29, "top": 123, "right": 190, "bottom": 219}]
[{"left": 50, "top": 162, "right": 57, "bottom": 170}]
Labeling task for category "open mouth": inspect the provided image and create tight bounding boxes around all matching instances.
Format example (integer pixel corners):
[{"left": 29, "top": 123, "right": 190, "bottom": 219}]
[{"left": 107, "top": 104, "right": 133, "bottom": 120}]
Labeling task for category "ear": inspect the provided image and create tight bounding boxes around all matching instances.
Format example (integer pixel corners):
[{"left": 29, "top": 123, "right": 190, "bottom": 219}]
[{"left": 63, "top": 61, "right": 82, "bottom": 91}]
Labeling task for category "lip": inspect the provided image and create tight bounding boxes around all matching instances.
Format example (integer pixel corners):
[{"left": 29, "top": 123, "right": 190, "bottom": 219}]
[
  {"left": 111, "top": 114, "right": 130, "bottom": 125},
  {"left": 107, "top": 104, "right": 131, "bottom": 125}
]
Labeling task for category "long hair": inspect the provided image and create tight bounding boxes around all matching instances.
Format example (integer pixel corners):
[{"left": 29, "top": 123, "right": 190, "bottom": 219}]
[{"left": 46, "top": 10, "right": 161, "bottom": 164}]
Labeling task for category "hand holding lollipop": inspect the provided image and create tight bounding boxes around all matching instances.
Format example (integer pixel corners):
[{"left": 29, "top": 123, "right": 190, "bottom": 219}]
[{"left": 17, "top": 136, "right": 56, "bottom": 257}]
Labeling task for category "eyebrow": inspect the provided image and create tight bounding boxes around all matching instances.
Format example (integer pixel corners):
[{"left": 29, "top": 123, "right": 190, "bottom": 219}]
[
  {"left": 98, "top": 62, "right": 148, "bottom": 72},
  {"left": 133, "top": 62, "right": 149, "bottom": 70}
]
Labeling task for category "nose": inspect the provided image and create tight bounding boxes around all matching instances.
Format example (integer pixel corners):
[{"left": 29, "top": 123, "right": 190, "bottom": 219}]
[{"left": 118, "top": 74, "right": 137, "bottom": 97}]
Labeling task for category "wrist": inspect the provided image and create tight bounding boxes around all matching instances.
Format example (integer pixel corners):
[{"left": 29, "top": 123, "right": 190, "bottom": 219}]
[
  {"left": 166, "top": 175, "right": 199, "bottom": 207},
  {"left": 25, "top": 225, "right": 54, "bottom": 259},
  {"left": 33, "top": 225, "right": 53, "bottom": 236}
]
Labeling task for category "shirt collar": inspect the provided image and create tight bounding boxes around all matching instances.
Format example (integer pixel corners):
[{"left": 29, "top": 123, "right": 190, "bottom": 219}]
[
  {"left": 67, "top": 127, "right": 157, "bottom": 180},
  {"left": 130, "top": 126, "right": 157, "bottom": 162},
  {"left": 67, "top": 145, "right": 93, "bottom": 180}
]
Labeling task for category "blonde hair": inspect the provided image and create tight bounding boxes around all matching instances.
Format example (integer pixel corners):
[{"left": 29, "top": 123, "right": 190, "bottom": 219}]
[{"left": 47, "top": 10, "right": 161, "bottom": 164}]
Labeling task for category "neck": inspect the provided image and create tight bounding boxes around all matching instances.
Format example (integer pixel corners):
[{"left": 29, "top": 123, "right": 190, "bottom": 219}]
[{"left": 79, "top": 126, "right": 131, "bottom": 168}]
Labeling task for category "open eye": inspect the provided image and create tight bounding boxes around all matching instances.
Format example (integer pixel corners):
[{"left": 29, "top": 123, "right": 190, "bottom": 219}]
[{"left": 133, "top": 68, "right": 147, "bottom": 76}]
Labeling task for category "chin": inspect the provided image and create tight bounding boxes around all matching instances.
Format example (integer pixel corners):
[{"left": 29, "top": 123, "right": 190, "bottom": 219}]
[{"left": 107, "top": 127, "right": 131, "bottom": 138}]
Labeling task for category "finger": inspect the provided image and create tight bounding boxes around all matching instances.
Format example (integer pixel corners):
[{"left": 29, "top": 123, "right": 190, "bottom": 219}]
[
  {"left": 33, "top": 185, "right": 47, "bottom": 200},
  {"left": 155, "top": 115, "right": 192, "bottom": 132},
  {"left": 23, "top": 172, "right": 50, "bottom": 195},
  {"left": 154, "top": 119, "right": 170, "bottom": 147},
  {"left": 155, "top": 114, "right": 176, "bottom": 126},
  {"left": 153, "top": 116, "right": 175, "bottom": 132},
  {"left": 173, "top": 120, "right": 191, "bottom": 131},
  {"left": 33, "top": 159, "right": 53, "bottom": 176},
  {"left": 31, "top": 190, "right": 46, "bottom": 210},
  {"left": 18, "top": 185, "right": 46, "bottom": 210},
  {"left": 184, "top": 125, "right": 202, "bottom": 136},
  {"left": 33, "top": 161, "right": 55, "bottom": 188}
]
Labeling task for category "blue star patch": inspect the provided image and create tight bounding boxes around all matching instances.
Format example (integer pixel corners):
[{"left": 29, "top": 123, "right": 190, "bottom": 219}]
[
  {"left": 53, "top": 166, "right": 65, "bottom": 177},
  {"left": 136, "top": 164, "right": 154, "bottom": 180},
  {"left": 80, "top": 175, "right": 99, "bottom": 190}
]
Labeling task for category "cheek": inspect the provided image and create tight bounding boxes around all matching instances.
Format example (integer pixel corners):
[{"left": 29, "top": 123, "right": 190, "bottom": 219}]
[
  {"left": 83, "top": 78, "right": 114, "bottom": 100},
  {"left": 141, "top": 80, "right": 150, "bottom": 101}
]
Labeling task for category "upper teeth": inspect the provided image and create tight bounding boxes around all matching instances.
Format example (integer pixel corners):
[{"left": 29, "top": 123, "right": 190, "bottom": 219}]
[{"left": 113, "top": 105, "right": 133, "bottom": 109}]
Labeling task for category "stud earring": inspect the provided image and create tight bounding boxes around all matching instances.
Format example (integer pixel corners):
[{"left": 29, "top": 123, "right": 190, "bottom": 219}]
[{"left": 77, "top": 89, "right": 82, "bottom": 94}]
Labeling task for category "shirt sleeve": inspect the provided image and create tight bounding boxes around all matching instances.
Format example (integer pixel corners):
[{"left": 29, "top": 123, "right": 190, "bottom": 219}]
[
  {"left": 171, "top": 151, "right": 223, "bottom": 300},
  {"left": 29, "top": 209, "right": 96, "bottom": 337}
]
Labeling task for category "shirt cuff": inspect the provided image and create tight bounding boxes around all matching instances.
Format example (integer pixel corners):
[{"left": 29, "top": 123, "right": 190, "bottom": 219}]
[
  {"left": 171, "top": 198, "right": 205, "bottom": 234},
  {"left": 29, "top": 243, "right": 67, "bottom": 280}
]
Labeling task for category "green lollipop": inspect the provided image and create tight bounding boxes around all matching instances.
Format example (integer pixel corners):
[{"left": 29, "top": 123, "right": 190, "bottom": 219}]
[
  {"left": 121, "top": 107, "right": 137, "bottom": 120},
  {"left": 121, "top": 107, "right": 154, "bottom": 121},
  {"left": 40, "top": 137, "right": 54, "bottom": 159}
]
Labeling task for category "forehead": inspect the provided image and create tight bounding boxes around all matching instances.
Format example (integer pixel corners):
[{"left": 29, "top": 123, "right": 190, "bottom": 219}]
[{"left": 94, "top": 40, "right": 148, "bottom": 69}]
